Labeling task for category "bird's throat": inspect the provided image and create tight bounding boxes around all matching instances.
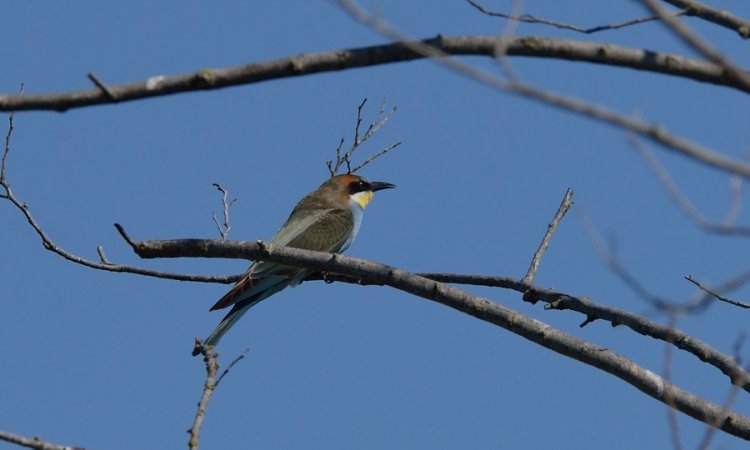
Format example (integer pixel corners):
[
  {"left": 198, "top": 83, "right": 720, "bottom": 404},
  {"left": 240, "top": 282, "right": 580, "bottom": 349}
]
[{"left": 350, "top": 191, "right": 374, "bottom": 209}]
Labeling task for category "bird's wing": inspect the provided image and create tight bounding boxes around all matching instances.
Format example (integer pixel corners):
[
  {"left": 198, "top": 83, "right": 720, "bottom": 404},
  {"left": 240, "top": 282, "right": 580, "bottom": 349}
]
[{"left": 208, "top": 208, "right": 354, "bottom": 311}]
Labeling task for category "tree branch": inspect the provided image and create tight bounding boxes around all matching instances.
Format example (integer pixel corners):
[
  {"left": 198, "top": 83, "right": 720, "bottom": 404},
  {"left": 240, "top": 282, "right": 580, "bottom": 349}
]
[
  {"left": 0, "top": 430, "right": 83, "bottom": 450},
  {"left": 662, "top": 0, "right": 750, "bottom": 39},
  {"left": 628, "top": 135, "right": 750, "bottom": 236},
  {"left": 119, "top": 233, "right": 750, "bottom": 439},
  {"left": 642, "top": 0, "right": 750, "bottom": 90},
  {"left": 1, "top": 35, "right": 748, "bottom": 113},
  {"left": 686, "top": 274, "right": 750, "bottom": 309},
  {"left": 522, "top": 188, "right": 574, "bottom": 285},
  {"left": 333, "top": 4, "right": 750, "bottom": 180},
  {"left": 187, "top": 339, "right": 220, "bottom": 450}
]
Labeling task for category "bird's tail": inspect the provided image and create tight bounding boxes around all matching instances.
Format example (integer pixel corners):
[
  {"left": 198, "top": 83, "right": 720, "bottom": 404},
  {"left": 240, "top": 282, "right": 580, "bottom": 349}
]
[{"left": 193, "top": 281, "right": 288, "bottom": 356}]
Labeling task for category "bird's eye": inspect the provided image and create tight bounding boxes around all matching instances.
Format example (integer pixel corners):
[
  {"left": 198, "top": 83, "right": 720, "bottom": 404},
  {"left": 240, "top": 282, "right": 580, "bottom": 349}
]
[{"left": 349, "top": 179, "right": 370, "bottom": 194}]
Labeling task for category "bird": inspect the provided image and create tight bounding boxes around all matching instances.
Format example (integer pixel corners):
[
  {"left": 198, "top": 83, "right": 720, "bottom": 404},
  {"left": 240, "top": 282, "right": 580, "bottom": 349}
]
[{"left": 194, "top": 173, "right": 395, "bottom": 355}]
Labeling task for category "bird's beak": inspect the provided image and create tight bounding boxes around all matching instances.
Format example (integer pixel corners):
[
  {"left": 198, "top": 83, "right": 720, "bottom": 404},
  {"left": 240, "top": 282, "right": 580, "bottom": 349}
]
[{"left": 370, "top": 181, "right": 396, "bottom": 192}]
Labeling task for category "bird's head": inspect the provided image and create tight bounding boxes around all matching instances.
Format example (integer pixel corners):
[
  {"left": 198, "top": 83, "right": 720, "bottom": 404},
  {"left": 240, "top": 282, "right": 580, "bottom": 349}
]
[
  {"left": 342, "top": 174, "right": 395, "bottom": 210},
  {"left": 309, "top": 174, "right": 395, "bottom": 210}
]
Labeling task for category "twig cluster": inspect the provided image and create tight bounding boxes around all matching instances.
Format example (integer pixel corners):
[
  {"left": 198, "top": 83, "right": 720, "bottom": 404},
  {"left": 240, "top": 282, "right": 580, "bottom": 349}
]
[
  {"left": 327, "top": 98, "right": 401, "bottom": 176},
  {"left": 211, "top": 183, "right": 237, "bottom": 240}
]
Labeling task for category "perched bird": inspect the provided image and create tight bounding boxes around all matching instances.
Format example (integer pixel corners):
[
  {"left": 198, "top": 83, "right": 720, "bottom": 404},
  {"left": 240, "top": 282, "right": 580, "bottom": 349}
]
[{"left": 194, "top": 174, "right": 395, "bottom": 355}]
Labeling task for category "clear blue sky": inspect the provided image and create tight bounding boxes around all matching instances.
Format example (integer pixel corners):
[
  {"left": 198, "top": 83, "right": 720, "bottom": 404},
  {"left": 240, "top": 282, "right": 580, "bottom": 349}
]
[{"left": 2, "top": 1, "right": 750, "bottom": 449}]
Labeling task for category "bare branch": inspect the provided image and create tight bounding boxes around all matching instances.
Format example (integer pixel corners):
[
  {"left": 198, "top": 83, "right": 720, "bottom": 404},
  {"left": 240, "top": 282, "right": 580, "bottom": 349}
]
[
  {"left": 188, "top": 339, "right": 220, "bottom": 450},
  {"left": 641, "top": 0, "right": 750, "bottom": 90},
  {"left": 327, "top": 98, "right": 400, "bottom": 176},
  {"left": 2, "top": 36, "right": 750, "bottom": 113},
  {"left": 411, "top": 271, "right": 750, "bottom": 393},
  {"left": 349, "top": 141, "right": 401, "bottom": 173},
  {"left": 522, "top": 188, "right": 574, "bottom": 286},
  {"left": 128, "top": 231, "right": 750, "bottom": 396},
  {"left": 0, "top": 430, "right": 83, "bottom": 450},
  {"left": 333, "top": 2, "right": 750, "bottom": 179},
  {"left": 96, "top": 245, "right": 110, "bottom": 263},
  {"left": 215, "top": 347, "right": 250, "bottom": 388},
  {"left": 1, "top": 110, "right": 236, "bottom": 283},
  {"left": 211, "top": 183, "right": 236, "bottom": 240},
  {"left": 121, "top": 234, "right": 750, "bottom": 439},
  {"left": 662, "top": 0, "right": 750, "bottom": 39},
  {"left": 1, "top": 85, "right": 22, "bottom": 187},
  {"left": 686, "top": 274, "right": 750, "bottom": 309},
  {"left": 468, "top": 0, "right": 686, "bottom": 34},
  {"left": 628, "top": 135, "right": 750, "bottom": 236},
  {"left": 1, "top": 166, "right": 239, "bottom": 283}
]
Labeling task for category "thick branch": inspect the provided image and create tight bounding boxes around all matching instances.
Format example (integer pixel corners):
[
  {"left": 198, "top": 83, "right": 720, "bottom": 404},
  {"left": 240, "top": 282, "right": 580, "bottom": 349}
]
[
  {"left": 125, "top": 236, "right": 750, "bottom": 440},
  {"left": 643, "top": 0, "right": 750, "bottom": 89},
  {"left": 662, "top": 0, "right": 750, "bottom": 38},
  {"left": 0, "top": 430, "right": 82, "bottom": 450},
  {"left": 0, "top": 35, "right": 747, "bottom": 113}
]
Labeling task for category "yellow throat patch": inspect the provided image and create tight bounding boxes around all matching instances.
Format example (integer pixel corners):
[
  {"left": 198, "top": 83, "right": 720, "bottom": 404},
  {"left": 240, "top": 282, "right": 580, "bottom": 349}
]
[{"left": 351, "top": 191, "right": 374, "bottom": 209}]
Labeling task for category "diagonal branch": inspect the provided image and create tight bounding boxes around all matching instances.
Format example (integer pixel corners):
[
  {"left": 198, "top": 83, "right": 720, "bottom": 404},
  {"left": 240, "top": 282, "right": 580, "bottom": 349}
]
[
  {"left": 121, "top": 234, "right": 750, "bottom": 440},
  {"left": 522, "top": 188, "right": 574, "bottom": 285},
  {"left": 662, "top": 0, "right": 750, "bottom": 39},
  {"left": 642, "top": 0, "right": 750, "bottom": 90},
  {"left": 686, "top": 274, "right": 750, "bottom": 309},
  {"left": 628, "top": 135, "right": 750, "bottom": 236}
]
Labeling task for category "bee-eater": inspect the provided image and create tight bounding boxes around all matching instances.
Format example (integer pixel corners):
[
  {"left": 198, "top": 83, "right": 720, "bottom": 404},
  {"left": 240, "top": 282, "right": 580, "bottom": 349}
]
[{"left": 194, "top": 174, "right": 395, "bottom": 355}]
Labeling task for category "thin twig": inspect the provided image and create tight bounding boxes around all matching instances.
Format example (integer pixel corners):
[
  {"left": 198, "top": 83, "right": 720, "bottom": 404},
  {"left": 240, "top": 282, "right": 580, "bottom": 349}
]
[
  {"left": 96, "top": 245, "right": 110, "bottom": 264},
  {"left": 641, "top": 0, "right": 750, "bottom": 90},
  {"left": 327, "top": 98, "right": 400, "bottom": 176},
  {"left": 0, "top": 84, "right": 22, "bottom": 186},
  {"left": 188, "top": 339, "right": 220, "bottom": 450},
  {"left": 86, "top": 72, "right": 116, "bottom": 100},
  {"left": 0, "top": 430, "right": 83, "bottom": 450},
  {"left": 211, "top": 183, "right": 236, "bottom": 240},
  {"left": 686, "top": 275, "right": 750, "bottom": 309},
  {"left": 468, "top": 0, "right": 687, "bottom": 34},
  {"left": 522, "top": 188, "right": 574, "bottom": 285},
  {"left": 2, "top": 161, "right": 240, "bottom": 282},
  {"left": 215, "top": 347, "right": 250, "bottom": 388},
  {"left": 628, "top": 135, "right": 750, "bottom": 236},
  {"left": 1, "top": 104, "right": 235, "bottom": 283},
  {"left": 349, "top": 141, "right": 401, "bottom": 173}
]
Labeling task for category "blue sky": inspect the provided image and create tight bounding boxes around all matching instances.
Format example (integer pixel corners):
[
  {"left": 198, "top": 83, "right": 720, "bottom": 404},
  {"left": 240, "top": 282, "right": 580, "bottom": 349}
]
[{"left": 2, "top": 1, "right": 750, "bottom": 449}]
